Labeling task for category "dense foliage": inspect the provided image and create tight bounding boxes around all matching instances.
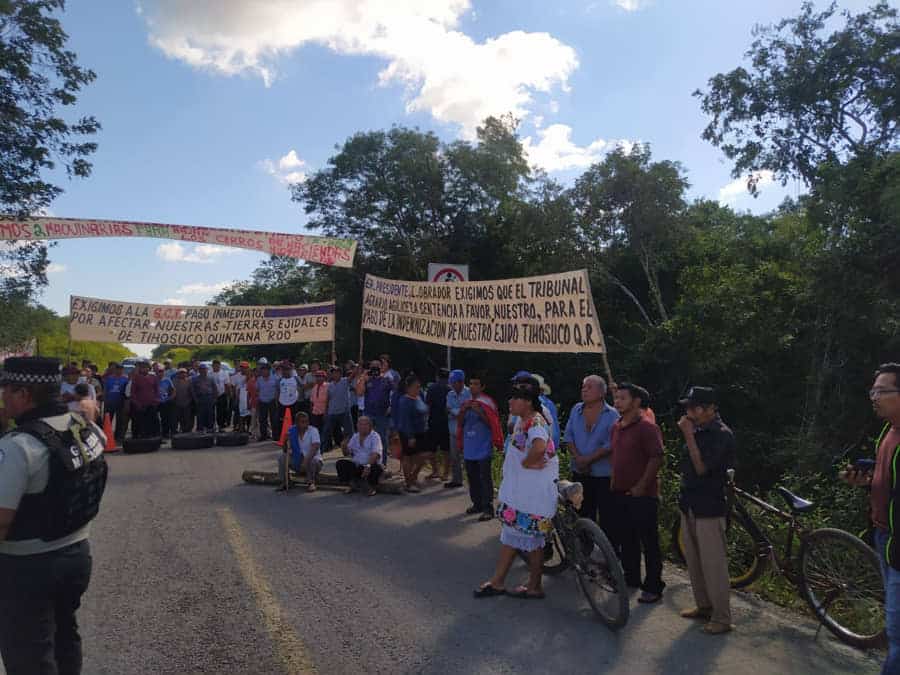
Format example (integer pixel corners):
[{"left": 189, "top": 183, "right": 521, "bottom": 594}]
[
  {"left": 212, "top": 3, "right": 898, "bottom": 504},
  {"left": 0, "top": 0, "right": 99, "bottom": 349}
]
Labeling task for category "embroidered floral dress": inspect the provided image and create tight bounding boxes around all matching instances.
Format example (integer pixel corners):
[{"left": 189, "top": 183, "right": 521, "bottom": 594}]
[{"left": 496, "top": 412, "right": 559, "bottom": 551}]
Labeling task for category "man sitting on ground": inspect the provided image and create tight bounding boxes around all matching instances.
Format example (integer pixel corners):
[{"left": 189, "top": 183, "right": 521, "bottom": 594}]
[
  {"left": 337, "top": 416, "right": 384, "bottom": 497},
  {"left": 277, "top": 412, "right": 323, "bottom": 493}
]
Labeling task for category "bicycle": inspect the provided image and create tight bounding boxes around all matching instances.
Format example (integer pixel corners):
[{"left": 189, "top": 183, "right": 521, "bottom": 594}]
[
  {"left": 672, "top": 469, "right": 885, "bottom": 648},
  {"left": 518, "top": 480, "right": 630, "bottom": 629}
]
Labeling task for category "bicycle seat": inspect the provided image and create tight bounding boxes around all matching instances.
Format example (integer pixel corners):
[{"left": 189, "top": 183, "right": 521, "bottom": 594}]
[{"left": 776, "top": 486, "right": 814, "bottom": 513}]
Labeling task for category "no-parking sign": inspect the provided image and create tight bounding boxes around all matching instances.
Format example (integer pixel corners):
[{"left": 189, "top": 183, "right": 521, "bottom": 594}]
[{"left": 427, "top": 263, "right": 469, "bottom": 283}]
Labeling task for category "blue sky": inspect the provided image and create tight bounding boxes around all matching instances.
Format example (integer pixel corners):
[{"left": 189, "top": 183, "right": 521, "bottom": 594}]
[{"left": 38, "top": 0, "right": 866, "bottom": 355}]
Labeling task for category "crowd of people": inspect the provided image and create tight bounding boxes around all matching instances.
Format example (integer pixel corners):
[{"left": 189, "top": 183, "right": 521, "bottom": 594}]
[
  {"left": 267, "top": 353, "right": 736, "bottom": 634},
  {"left": 28, "top": 352, "right": 900, "bottom": 660},
  {"left": 57, "top": 351, "right": 734, "bottom": 632}
]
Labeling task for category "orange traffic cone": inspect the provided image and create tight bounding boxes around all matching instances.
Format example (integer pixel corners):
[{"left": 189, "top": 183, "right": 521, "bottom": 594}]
[
  {"left": 277, "top": 407, "right": 293, "bottom": 448},
  {"left": 103, "top": 414, "right": 120, "bottom": 453}
]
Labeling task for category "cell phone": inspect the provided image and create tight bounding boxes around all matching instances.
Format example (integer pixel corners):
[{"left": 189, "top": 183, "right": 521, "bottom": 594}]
[{"left": 853, "top": 458, "right": 876, "bottom": 472}]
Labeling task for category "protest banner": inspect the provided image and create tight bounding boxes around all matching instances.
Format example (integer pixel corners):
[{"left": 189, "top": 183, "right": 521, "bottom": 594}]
[
  {"left": 0, "top": 217, "right": 356, "bottom": 268},
  {"left": 69, "top": 296, "right": 336, "bottom": 346},
  {"left": 361, "top": 270, "right": 606, "bottom": 353}
]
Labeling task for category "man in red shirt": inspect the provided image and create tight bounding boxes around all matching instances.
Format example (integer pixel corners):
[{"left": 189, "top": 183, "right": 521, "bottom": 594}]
[
  {"left": 610, "top": 382, "right": 665, "bottom": 604},
  {"left": 129, "top": 360, "right": 160, "bottom": 438},
  {"left": 843, "top": 362, "right": 900, "bottom": 673}
]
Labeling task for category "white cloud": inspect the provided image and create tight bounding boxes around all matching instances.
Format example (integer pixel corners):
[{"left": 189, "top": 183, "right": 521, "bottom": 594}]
[
  {"left": 174, "top": 281, "right": 231, "bottom": 297},
  {"left": 46, "top": 263, "right": 67, "bottom": 274},
  {"left": 523, "top": 124, "right": 634, "bottom": 172},
  {"left": 614, "top": 0, "right": 651, "bottom": 11},
  {"left": 155, "top": 241, "right": 243, "bottom": 264},
  {"left": 160, "top": 281, "right": 232, "bottom": 307},
  {"left": 139, "top": 0, "right": 577, "bottom": 135},
  {"left": 718, "top": 171, "right": 776, "bottom": 205},
  {"left": 259, "top": 149, "right": 308, "bottom": 185}
]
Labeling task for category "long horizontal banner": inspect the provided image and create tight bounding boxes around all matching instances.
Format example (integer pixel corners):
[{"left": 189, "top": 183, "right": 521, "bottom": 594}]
[
  {"left": 69, "top": 296, "right": 335, "bottom": 346},
  {"left": 0, "top": 217, "right": 356, "bottom": 268},
  {"left": 361, "top": 270, "right": 605, "bottom": 353}
]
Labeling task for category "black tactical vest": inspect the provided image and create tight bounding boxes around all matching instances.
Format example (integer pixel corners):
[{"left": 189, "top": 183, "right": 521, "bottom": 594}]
[{"left": 6, "top": 414, "right": 108, "bottom": 542}]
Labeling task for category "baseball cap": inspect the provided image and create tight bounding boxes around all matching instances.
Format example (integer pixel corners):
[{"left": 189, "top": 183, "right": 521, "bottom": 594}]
[
  {"left": 449, "top": 369, "right": 465, "bottom": 384},
  {"left": 510, "top": 370, "right": 531, "bottom": 381},
  {"left": 257, "top": 357, "right": 269, "bottom": 365},
  {"left": 679, "top": 386, "right": 717, "bottom": 406}
]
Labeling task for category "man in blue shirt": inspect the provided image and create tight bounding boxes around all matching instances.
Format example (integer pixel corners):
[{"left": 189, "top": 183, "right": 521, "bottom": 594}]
[
  {"left": 322, "top": 366, "right": 353, "bottom": 452},
  {"left": 563, "top": 374, "right": 620, "bottom": 542},
  {"left": 355, "top": 360, "right": 393, "bottom": 464},
  {"left": 102, "top": 363, "right": 129, "bottom": 442},
  {"left": 255, "top": 361, "right": 279, "bottom": 441},
  {"left": 445, "top": 369, "right": 471, "bottom": 488},
  {"left": 461, "top": 376, "right": 495, "bottom": 521}
]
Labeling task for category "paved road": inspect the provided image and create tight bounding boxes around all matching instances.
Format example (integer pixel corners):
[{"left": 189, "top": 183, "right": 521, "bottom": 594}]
[{"left": 25, "top": 442, "right": 883, "bottom": 674}]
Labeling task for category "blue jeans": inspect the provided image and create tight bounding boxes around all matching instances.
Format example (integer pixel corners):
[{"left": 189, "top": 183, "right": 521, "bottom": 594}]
[
  {"left": 370, "top": 414, "right": 390, "bottom": 464},
  {"left": 876, "top": 529, "right": 900, "bottom": 674}
]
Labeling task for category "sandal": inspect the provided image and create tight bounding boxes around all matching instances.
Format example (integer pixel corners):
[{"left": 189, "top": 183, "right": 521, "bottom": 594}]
[
  {"left": 509, "top": 585, "right": 545, "bottom": 600},
  {"left": 366, "top": 487, "right": 377, "bottom": 497},
  {"left": 473, "top": 583, "right": 506, "bottom": 599},
  {"left": 307, "top": 483, "right": 317, "bottom": 492}
]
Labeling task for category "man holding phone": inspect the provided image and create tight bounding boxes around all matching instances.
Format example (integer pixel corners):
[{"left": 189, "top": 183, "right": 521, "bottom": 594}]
[{"left": 843, "top": 362, "right": 900, "bottom": 674}]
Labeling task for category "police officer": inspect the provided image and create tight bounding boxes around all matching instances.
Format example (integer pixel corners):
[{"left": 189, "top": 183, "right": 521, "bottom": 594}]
[{"left": 0, "top": 357, "right": 108, "bottom": 674}]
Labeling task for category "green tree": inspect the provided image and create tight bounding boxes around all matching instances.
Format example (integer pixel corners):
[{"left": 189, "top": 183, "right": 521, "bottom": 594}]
[
  {"left": 1, "top": 0, "right": 100, "bottom": 214},
  {"left": 570, "top": 144, "right": 689, "bottom": 325},
  {"left": 1, "top": 0, "right": 100, "bottom": 347},
  {"left": 695, "top": 0, "right": 900, "bottom": 455},
  {"left": 35, "top": 314, "right": 133, "bottom": 365},
  {"left": 695, "top": 1, "right": 897, "bottom": 188}
]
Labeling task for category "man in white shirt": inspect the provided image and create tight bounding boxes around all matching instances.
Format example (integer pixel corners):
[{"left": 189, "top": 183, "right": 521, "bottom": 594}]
[
  {"left": 336, "top": 416, "right": 384, "bottom": 496},
  {"left": 276, "top": 412, "right": 323, "bottom": 492},
  {"left": 276, "top": 363, "right": 302, "bottom": 435},
  {"left": 211, "top": 360, "right": 231, "bottom": 431}
]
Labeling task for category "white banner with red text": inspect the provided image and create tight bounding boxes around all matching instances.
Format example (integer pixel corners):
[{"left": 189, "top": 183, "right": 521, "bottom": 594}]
[
  {"left": 361, "top": 270, "right": 605, "bottom": 353},
  {"left": 69, "top": 296, "right": 335, "bottom": 346},
  {"left": 0, "top": 217, "right": 356, "bottom": 268}
]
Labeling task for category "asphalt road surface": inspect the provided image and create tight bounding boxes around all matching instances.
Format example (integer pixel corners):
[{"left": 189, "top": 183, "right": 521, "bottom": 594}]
[{"left": 7, "top": 442, "right": 883, "bottom": 674}]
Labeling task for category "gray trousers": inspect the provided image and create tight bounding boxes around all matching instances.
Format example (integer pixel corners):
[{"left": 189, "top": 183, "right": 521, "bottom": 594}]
[
  {"left": 680, "top": 510, "right": 732, "bottom": 625},
  {"left": 278, "top": 453, "right": 324, "bottom": 484}
]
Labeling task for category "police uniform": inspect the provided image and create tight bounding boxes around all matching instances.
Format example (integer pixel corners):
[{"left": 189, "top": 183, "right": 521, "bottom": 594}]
[{"left": 0, "top": 357, "right": 107, "bottom": 675}]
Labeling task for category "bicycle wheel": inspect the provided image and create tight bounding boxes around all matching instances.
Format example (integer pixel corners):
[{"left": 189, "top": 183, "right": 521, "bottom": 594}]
[
  {"left": 799, "top": 528, "right": 885, "bottom": 649},
  {"left": 517, "top": 529, "right": 567, "bottom": 575},
  {"left": 675, "top": 512, "right": 766, "bottom": 589},
  {"left": 573, "top": 518, "right": 629, "bottom": 629}
]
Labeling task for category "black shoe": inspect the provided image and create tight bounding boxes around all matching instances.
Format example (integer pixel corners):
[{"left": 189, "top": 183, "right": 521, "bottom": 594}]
[
  {"left": 465, "top": 506, "right": 480, "bottom": 515},
  {"left": 274, "top": 486, "right": 288, "bottom": 493},
  {"left": 478, "top": 512, "right": 493, "bottom": 522},
  {"left": 444, "top": 481, "right": 463, "bottom": 489}
]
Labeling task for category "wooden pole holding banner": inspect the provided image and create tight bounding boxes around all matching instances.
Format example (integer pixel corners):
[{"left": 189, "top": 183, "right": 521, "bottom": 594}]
[
  {"left": 65, "top": 296, "right": 74, "bottom": 366},
  {"left": 601, "top": 350, "right": 615, "bottom": 389},
  {"left": 358, "top": 323, "right": 365, "bottom": 365}
]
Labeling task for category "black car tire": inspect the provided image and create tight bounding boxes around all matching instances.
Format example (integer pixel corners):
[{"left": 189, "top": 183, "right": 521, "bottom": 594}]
[
  {"left": 216, "top": 432, "right": 250, "bottom": 447},
  {"left": 171, "top": 432, "right": 215, "bottom": 450},
  {"left": 122, "top": 437, "right": 162, "bottom": 454}
]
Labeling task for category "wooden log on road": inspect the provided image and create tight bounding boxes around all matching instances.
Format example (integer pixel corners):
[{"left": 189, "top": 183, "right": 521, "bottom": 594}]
[{"left": 241, "top": 469, "right": 405, "bottom": 494}]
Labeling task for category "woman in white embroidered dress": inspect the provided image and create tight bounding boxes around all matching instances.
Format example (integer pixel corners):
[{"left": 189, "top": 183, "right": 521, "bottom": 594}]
[{"left": 474, "top": 379, "right": 559, "bottom": 599}]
